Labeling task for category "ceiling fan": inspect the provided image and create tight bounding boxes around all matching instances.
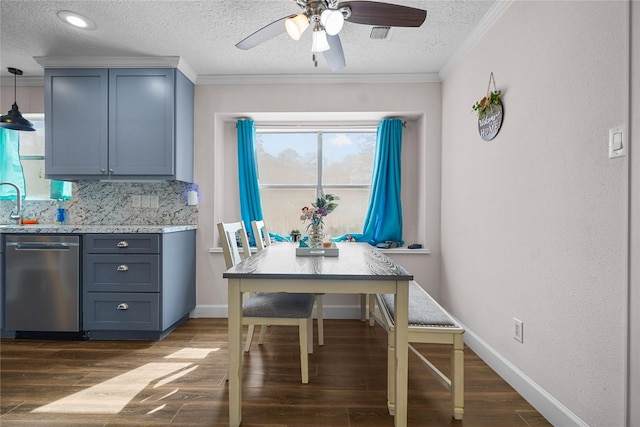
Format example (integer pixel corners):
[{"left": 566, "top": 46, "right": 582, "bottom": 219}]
[{"left": 235, "top": 0, "right": 427, "bottom": 71}]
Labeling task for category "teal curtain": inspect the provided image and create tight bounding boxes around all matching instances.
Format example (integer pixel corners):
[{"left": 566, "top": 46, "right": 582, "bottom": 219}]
[
  {"left": 237, "top": 119, "right": 264, "bottom": 245},
  {"left": 0, "top": 128, "right": 26, "bottom": 200},
  {"left": 336, "top": 118, "right": 404, "bottom": 245}
]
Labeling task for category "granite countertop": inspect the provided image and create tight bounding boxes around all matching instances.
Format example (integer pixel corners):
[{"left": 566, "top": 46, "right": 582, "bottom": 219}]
[{"left": 0, "top": 224, "right": 197, "bottom": 234}]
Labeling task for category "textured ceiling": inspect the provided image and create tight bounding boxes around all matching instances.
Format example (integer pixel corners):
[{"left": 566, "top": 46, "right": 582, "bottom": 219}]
[{"left": 0, "top": 0, "right": 495, "bottom": 82}]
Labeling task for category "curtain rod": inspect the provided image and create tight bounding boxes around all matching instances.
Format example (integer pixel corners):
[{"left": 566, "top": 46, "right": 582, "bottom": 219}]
[{"left": 236, "top": 121, "right": 407, "bottom": 129}]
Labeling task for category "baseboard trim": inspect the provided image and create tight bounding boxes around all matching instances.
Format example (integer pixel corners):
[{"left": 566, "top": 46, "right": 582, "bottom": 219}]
[
  {"left": 190, "top": 304, "right": 364, "bottom": 320},
  {"left": 458, "top": 320, "right": 589, "bottom": 427}
]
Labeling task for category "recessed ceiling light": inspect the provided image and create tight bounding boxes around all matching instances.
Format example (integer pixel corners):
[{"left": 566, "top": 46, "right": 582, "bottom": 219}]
[{"left": 57, "top": 10, "right": 96, "bottom": 30}]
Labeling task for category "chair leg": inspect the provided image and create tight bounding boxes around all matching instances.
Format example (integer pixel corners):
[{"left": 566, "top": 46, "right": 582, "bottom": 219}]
[
  {"left": 299, "top": 319, "right": 310, "bottom": 384},
  {"left": 258, "top": 325, "right": 268, "bottom": 344},
  {"left": 368, "top": 293, "right": 377, "bottom": 326},
  {"left": 360, "top": 294, "right": 368, "bottom": 322},
  {"left": 316, "top": 294, "right": 324, "bottom": 346},
  {"left": 307, "top": 315, "right": 314, "bottom": 355},
  {"left": 244, "top": 325, "right": 255, "bottom": 352}
]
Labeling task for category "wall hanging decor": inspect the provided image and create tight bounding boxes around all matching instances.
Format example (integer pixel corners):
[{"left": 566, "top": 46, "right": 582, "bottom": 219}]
[{"left": 472, "top": 72, "right": 503, "bottom": 141}]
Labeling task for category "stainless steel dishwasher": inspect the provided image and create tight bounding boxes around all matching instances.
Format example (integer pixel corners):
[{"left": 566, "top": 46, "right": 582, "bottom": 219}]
[{"left": 5, "top": 235, "right": 81, "bottom": 336}]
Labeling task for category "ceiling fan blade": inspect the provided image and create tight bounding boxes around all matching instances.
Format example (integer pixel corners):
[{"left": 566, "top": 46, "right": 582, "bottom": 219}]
[
  {"left": 323, "top": 34, "right": 346, "bottom": 71},
  {"left": 342, "top": 1, "right": 427, "bottom": 27},
  {"left": 235, "top": 15, "right": 296, "bottom": 50}
]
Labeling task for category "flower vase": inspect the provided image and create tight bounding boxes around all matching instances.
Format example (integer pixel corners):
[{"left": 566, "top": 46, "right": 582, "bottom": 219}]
[{"left": 308, "top": 224, "right": 324, "bottom": 248}]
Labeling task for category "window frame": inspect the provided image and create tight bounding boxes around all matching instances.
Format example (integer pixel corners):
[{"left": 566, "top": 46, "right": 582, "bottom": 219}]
[{"left": 255, "top": 126, "right": 377, "bottom": 236}]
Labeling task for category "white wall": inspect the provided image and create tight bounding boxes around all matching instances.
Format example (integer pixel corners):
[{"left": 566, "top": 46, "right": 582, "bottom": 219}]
[
  {"left": 441, "top": 2, "right": 629, "bottom": 426},
  {"left": 192, "top": 82, "right": 442, "bottom": 316}
]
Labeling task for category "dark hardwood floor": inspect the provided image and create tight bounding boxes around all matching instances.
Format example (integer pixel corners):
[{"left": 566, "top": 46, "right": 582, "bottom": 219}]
[{"left": 0, "top": 318, "right": 551, "bottom": 426}]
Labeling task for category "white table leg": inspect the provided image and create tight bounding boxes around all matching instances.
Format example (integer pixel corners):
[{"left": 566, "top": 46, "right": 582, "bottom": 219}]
[
  {"left": 228, "top": 279, "right": 243, "bottom": 426},
  {"left": 393, "top": 281, "right": 409, "bottom": 427}
]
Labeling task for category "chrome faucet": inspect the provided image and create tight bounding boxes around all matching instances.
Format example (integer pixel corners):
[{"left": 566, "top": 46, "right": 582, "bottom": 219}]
[{"left": 0, "top": 182, "right": 22, "bottom": 224}]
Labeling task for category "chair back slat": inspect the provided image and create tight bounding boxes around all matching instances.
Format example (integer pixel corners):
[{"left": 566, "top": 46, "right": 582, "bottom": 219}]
[
  {"left": 218, "top": 221, "right": 251, "bottom": 269},
  {"left": 251, "top": 220, "right": 271, "bottom": 251}
]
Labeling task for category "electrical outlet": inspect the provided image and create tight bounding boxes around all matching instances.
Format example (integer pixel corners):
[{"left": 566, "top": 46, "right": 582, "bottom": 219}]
[
  {"left": 513, "top": 318, "right": 523, "bottom": 343},
  {"left": 141, "top": 195, "right": 150, "bottom": 208},
  {"left": 131, "top": 194, "right": 141, "bottom": 208}
]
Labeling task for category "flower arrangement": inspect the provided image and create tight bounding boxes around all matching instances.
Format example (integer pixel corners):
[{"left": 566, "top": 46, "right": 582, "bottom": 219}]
[
  {"left": 300, "top": 193, "right": 339, "bottom": 229},
  {"left": 472, "top": 90, "right": 502, "bottom": 119}
]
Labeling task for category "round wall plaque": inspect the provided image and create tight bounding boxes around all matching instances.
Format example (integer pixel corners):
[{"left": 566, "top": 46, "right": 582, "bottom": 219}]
[{"left": 477, "top": 99, "right": 503, "bottom": 141}]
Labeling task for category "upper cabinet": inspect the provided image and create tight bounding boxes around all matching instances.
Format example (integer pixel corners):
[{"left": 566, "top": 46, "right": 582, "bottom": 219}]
[{"left": 45, "top": 68, "right": 194, "bottom": 182}]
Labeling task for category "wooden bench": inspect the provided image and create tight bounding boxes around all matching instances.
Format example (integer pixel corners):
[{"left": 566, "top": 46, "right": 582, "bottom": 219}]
[{"left": 369, "top": 281, "right": 465, "bottom": 420}]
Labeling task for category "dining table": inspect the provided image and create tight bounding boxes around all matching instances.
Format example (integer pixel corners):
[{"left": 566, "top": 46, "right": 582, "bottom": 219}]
[{"left": 224, "top": 241, "right": 413, "bottom": 426}]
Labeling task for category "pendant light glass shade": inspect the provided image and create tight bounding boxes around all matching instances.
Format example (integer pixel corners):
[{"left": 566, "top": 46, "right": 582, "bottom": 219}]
[
  {"left": 311, "top": 29, "right": 330, "bottom": 53},
  {"left": 0, "top": 68, "right": 35, "bottom": 132},
  {"left": 285, "top": 14, "right": 310, "bottom": 41},
  {"left": 320, "top": 9, "right": 344, "bottom": 36}
]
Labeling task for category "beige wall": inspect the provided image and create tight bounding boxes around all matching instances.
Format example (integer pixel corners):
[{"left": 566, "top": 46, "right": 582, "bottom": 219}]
[
  {"left": 441, "top": 1, "right": 629, "bottom": 425},
  {"left": 1, "top": 85, "right": 43, "bottom": 114},
  {"left": 192, "top": 82, "right": 442, "bottom": 316},
  {"left": 628, "top": 1, "right": 639, "bottom": 425}
]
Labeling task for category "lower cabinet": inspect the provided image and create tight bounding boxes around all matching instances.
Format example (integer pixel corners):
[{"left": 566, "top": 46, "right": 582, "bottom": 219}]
[{"left": 83, "top": 231, "right": 195, "bottom": 340}]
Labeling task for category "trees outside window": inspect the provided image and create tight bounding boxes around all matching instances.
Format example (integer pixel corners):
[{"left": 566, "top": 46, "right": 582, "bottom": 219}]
[{"left": 256, "top": 130, "right": 375, "bottom": 238}]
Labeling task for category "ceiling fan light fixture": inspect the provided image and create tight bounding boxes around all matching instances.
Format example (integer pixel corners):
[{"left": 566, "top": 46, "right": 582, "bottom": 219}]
[
  {"left": 0, "top": 68, "right": 35, "bottom": 132},
  {"left": 320, "top": 9, "right": 344, "bottom": 36},
  {"left": 311, "top": 29, "right": 330, "bottom": 53},
  {"left": 285, "top": 13, "right": 309, "bottom": 40}
]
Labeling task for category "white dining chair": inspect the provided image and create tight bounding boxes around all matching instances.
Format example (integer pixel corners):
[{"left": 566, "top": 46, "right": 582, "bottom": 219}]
[
  {"left": 252, "top": 219, "right": 324, "bottom": 346},
  {"left": 218, "top": 221, "right": 315, "bottom": 383}
]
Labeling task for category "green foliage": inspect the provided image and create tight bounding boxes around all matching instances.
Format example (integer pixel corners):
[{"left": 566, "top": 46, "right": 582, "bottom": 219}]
[{"left": 472, "top": 90, "right": 502, "bottom": 119}]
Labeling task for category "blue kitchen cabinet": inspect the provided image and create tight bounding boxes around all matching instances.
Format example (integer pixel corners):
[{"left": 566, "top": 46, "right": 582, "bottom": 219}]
[
  {"left": 45, "top": 68, "right": 194, "bottom": 182},
  {"left": 83, "top": 231, "right": 196, "bottom": 340}
]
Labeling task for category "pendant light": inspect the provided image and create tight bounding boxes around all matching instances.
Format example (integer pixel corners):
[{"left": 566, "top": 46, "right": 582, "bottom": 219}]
[{"left": 0, "top": 67, "right": 35, "bottom": 132}]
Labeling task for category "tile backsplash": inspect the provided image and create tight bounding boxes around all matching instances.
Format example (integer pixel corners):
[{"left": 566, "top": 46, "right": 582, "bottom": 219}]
[{"left": 0, "top": 181, "right": 198, "bottom": 226}]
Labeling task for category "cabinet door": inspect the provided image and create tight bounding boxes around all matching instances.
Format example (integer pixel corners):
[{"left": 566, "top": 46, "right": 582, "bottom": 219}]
[
  {"left": 108, "top": 69, "right": 175, "bottom": 176},
  {"left": 45, "top": 69, "right": 109, "bottom": 177}
]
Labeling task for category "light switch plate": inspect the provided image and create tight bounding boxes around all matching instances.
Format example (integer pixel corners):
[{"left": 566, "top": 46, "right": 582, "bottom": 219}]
[
  {"left": 131, "top": 195, "right": 141, "bottom": 208},
  {"left": 609, "top": 126, "right": 626, "bottom": 159},
  {"left": 141, "top": 195, "right": 150, "bottom": 208}
]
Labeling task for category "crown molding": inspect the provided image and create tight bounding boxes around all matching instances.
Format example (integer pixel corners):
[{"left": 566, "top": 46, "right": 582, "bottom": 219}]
[
  {"left": 196, "top": 72, "right": 441, "bottom": 85},
  {"left": 438, "top": 0, "right": 513, "bottom": 81},
  {"left": 32, "top": 56, "right": 197, "bottom": 84}
]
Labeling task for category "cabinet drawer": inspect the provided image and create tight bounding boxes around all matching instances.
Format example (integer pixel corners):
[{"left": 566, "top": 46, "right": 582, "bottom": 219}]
[
  {"left": 84, "top": 293, "right": 159, "bottom": 331},
  {"left": 85, "top": 234, "right": 160, "bottom": 254},
  {"left": 84, "top": 254, "right": 160, "bottom": 292}
]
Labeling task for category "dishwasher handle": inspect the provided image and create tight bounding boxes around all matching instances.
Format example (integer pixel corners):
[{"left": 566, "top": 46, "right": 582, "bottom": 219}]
[{"left": 9, "top": 242, "right": 77, "bottom": 251}]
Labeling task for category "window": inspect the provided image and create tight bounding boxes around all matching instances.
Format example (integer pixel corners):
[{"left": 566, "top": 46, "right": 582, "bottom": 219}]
[
  {"left": 11, "top": 114, "right": 71, "bottom": 200},
  {"left": 255, "top": 129, "right": 376, "bottom": 238},
  {"left": 17, "top": 114, "right": 49, "bottom": 199}
]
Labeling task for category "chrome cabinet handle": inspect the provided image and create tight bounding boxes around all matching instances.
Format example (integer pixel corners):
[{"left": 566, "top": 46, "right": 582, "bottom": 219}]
[
  {"left": 101, "top": 168, "right": 106, "bottom": 173},
  {"left": 117, "top": 303, "right": 129, "bottom": 310},
  {"left": 116, "top": 241, "right": 129, "bottom": 248},
  {"left": 117, "top": 265, "right": 128, "bottom": 271}
]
